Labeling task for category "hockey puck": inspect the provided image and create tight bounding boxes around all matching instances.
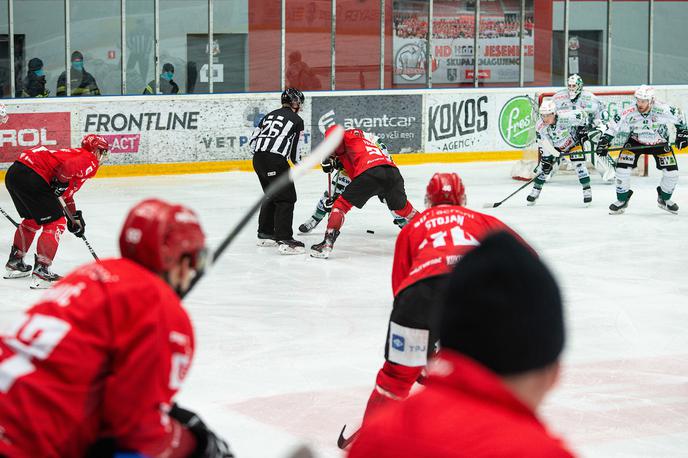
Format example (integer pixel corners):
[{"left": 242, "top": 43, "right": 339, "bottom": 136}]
[{"left": 366, "top": 230, "right": 375, "bottom": 234}]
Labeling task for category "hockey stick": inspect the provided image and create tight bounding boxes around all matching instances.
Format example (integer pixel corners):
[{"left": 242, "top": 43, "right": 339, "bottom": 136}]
[
  {"left": 58, "top": 197, "right": 99, "bottom": 261},
  {"left": 337, "top": 424, "right": 360, "bottom": 450},
  {"left": 182, "top": 126, "right": 345, "bottom": 299},
  {"left": 0, "top": 205, "right": 19, "bottom": 228},
  {"left": 483, "top": 176, "right": 537, "bottom": 208}
]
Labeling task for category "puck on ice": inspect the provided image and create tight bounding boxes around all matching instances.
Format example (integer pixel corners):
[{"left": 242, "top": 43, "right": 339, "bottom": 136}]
[{"left": 366, "top": 230, "right": 375, "bottom": 234}]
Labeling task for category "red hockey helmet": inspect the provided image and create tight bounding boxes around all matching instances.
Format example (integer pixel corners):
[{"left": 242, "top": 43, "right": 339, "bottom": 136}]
[
  {"left": 425, "top": 172, "right": 466, "bottom": 207},
  {"left": 81, "top": 134, "right": 109, "bottom": 160},
  {"left": 119, "top": 199, "right": 207, "bottom": 275}
]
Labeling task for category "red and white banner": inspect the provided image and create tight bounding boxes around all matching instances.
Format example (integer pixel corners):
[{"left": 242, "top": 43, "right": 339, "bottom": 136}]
[{"left": 0, "top": 112, "right": 71, "bottom": 163}]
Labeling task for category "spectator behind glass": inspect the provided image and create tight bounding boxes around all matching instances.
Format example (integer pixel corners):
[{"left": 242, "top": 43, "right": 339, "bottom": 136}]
[
  {"left": 143, "top": 62, "right": 180, "bottom": 95},
  {"left": 286, "top": 51, "right": 321, "bottom": 91},
  {"left": 348, "top": 231, "right": 576, "bottom": 458},
  {"left": 21, "top": 58, "right": 50, "bottom": 98},
  {"left": 57, "top": 50, "right": 101, "bottom": 97}
]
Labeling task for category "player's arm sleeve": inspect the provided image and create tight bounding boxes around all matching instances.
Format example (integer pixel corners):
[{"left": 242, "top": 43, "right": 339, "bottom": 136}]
[
  {"left": 102, "top": 291, "right": 196, "bottom": 457},
  {"left": 391, "top": 227, "right": 412, "bottom": 294},
  {"left": 289, "top": 119, "right": 305, "bottom": 164}
]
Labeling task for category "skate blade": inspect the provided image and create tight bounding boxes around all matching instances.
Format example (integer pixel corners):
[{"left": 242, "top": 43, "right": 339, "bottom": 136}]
[
  {"left": 657, "top": 203, "right": 678, "bottom": 215},
  {"left": 609, "top": 208, "right": 625, "bottom": 215},
  {"left": 526, "top": 201, "right": 536, "bottom": 207},
  {"left": 278, "top": 245, "right": 305, "bottom": 255},
  {"left": 256, "top": 239, "right": 278, "bottom": 247},
  {"left": 29, "top": 277, "right": 54, "bottom": 289},
  {"left": 4, "top": 269, "right": 31, "bottom": 279},
  {"left": 309, "top": 249, "right": 330, "bottom": 259}
]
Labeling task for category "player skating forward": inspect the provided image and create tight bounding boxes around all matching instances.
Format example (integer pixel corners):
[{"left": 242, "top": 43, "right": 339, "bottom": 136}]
[
  {"left": 4, "top": 134, "right": 108, "bottom": 288},
  {"left": 299, "top": 134, "right": 404, "bottom": 233},
  {"left": 527, "top": 100, "right": 594, "bottom": 206},
  {"left": 550, "top": 74, "right": 616, "bottom": 181},
  {"left": 599, "top": 85, "right": 688, "bottom": 214},
  {"left": 310, "top": 126, "right": 418, "bottom": 259},
  {"left": 0, "top": 199, "right": 233, "bottom": 458},
  {"left": 358, "top": 173, "right": 522, "bottom": 426}
]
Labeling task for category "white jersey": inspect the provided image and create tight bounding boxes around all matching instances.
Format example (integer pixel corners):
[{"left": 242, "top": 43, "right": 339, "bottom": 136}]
[
  {"left": 551, "top": 89, "right": 605, "bottom": 122},
  {"left": 606, "top": 101, "right": 685, "bottom": 146},
  {"left": 536, "top": 109, "right": 588, "bottom": 153}
]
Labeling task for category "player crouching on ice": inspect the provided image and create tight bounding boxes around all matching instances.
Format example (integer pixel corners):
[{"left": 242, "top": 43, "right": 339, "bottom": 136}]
[
  {"left": 356, "top": 173, "right": 524, "bottom": 429},
  {"left": 527, "top": 100, "right": 594, "bottom": 206},
  {"left": 4, "top": 134, "right": 109, "bottom": 288},
  {"left": 310, "top": 126, "right": 418, "bottom": 259},
  {"left": 0, "top": 199, "right": 233, "bottom": 458},
  {"left": 598, "top": 85, "right": 688, "bottom": 215},
  {"left": 299, "top": 132, "right": 406, "bottom": 233}
]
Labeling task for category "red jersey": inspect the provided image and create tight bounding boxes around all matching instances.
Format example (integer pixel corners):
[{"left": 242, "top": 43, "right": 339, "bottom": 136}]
[
  {"left": 334, "top": 129, "right": 396, "bottom": 179},
  {"left": 392, "top": 205, "right": 513, "bottom": 296},
  {"left": 17, "top": 146, "right": 99, "bottom": 205},
  {"left": 0, "top": 258, "right": 194, "bottom": 458}
]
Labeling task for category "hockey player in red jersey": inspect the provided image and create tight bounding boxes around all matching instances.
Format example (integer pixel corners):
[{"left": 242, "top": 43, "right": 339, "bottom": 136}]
[
  {"left": 3, "top": 134, "right": 108, "bottom": 288},
  {"left": 357, "top": 172, "right": 521, "bottom": 426},
  {"left": 310, "top": 125, "right": 418, "bottom": 258},
  {"left": 0, "top": 198, "right": 233, "bottom": 458}
]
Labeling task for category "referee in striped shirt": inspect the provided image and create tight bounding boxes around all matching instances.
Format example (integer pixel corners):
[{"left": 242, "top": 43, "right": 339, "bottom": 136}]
[{"left": 250, "top": 88, "right": 306, "bottom": 254}]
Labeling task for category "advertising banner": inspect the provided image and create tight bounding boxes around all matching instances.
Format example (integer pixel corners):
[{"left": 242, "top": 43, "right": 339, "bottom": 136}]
[
  {"left": 311, "top": 94, "right": 422, "bottom": 154},
  {"left": 426, "top": 93, "right": 491, "bottom": 152},
  {"left": 0, "top": 112, "right": 71, "bottom": 162}
]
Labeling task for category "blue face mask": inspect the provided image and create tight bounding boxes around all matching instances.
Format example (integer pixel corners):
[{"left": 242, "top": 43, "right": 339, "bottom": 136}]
[
  {"left": 161, "top": 71, "right": 174, "bottom": 81},
  {"left": 72, "top": 61, "right": 84, "bottom": 71},
  {"left": 34, "top": 69, "right": 46, "bottom": 77}
]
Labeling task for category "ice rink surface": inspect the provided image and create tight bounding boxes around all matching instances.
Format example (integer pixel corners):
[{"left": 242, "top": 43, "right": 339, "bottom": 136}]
[{"left": 1, "top": 159, "right": 687, "bottom": 458}]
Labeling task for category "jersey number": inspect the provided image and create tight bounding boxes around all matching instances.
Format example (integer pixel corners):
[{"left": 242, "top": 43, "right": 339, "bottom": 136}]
[
  {"left": 259, "top": 118, "right": 285, "bottom": 138},
  {"left": 418, "top": 226, "right": 480, "bottom": 250},
  {"left": 0, "top": 314, "right": 71, "bottom": 393}
]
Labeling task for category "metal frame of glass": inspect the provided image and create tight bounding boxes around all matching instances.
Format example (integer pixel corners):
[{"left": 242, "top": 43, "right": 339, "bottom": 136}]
[{"left": 0, "top": 0, "right": 664, "bottom": 97}]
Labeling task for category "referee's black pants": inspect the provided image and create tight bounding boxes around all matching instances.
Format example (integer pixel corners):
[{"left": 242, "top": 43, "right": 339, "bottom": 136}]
[{"left": 252, "top": 152, "right": 297, "bottom": 241}]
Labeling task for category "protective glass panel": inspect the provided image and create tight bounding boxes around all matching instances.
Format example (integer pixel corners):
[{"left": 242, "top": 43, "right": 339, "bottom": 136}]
[
  {"left": 212, "top": 0, "right": 249, "bottom": 93},
  {"left": 126, "top": 0, "right": 155, "bottom": 95},
  {"left": 652, "top": 2, "right": 685, "bottom": 85},
  {"left": 69, "top": 0, "right": 121, "bottom": 95},
  {"left": 160, "top": 0, "right": 208, "bottom": 94},
  {"left": 247, "top": 0, "right": 280, "bottom": 92},
  {"left": 335, "top": 0, "right": 381, "bottom": 90},
  {"left": 609, "top": 1, "right": 648, "bottom": 85},
  {"left": 14, "top": 0, "right": 65, "bottom": 98},
  {"left": 0, "top": 0, "right": 8, "bottom": 97},
  {"left": 286, "top": 0, "right": 331, "bottom": 91},
  {"left": 391, "top": 0, "right": 429, "bottom": 88}
]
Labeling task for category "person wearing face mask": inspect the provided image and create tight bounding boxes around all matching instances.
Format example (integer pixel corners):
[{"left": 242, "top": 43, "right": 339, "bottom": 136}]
[
  {"left": 20, "top": 58, "right": 50, "bottom": 98},
  {"left": 143, "top": 62, "right": 180, "bottom": 95},
  {"left": 56, "top": 50, "right": 101, "bottom": 96}
]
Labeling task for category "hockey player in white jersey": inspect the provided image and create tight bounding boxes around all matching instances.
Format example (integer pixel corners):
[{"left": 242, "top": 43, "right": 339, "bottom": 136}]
[
  {"left": 551, "top": 74, "right": 616, "bottom": 181},
  {"left": 598, "top": 85, "right": 688, "bottom": 215},
  {"left": 527, "top": 100, "right": 593, "bottom": 206}
]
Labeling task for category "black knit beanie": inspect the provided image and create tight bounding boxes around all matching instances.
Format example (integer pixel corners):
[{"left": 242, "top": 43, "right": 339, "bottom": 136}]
[{"left": 440, "top": 231, "right": 565, "bottom": 375}]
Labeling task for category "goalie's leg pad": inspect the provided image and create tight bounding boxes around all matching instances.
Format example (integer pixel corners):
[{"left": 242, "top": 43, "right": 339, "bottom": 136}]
[
  {"left": 36, "top": 217, "right": 66, "bottom": 264},
  {"left": 13, "top": 218, "right": 40, "bottom": 254}
]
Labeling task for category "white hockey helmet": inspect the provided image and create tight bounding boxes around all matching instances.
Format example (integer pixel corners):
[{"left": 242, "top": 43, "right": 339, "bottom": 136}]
[
  {"left": 539, "top": 99, "right": 557, "bottom": 116},
  {"left": 567, "top": 74, "right": 583, "bottom": 99},
  {"left": 634, "top": 84, "right": 655, "bottom": 102},
  {"left": 0, "top": 104, "right": 7, "bottom": 124}
]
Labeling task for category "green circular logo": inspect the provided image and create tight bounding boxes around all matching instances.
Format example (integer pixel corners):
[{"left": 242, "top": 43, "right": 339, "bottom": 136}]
[{"left": 499, "top": 96, "right": 537, "bottom": 148}]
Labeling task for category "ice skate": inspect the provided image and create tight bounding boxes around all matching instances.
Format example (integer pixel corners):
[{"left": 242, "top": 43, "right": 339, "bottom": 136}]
[
  {"left": 277, "top": 238, "right": 305, "bottom": 255},
  {"left": 657, "top": 186, "right": 679, "bottom": 214},
  {"left": 256, "top": 232, "right": 277, "bottom": 247},
  {"left": 298, "top": 216, "right": 322, "bottom": 234},
  {"left": 310, "top": 229, "right": 340, "bottom": 259},
  {"left": 526, "top": 187, "right": 541, "bottom": 206},
  {"left": 4, "top": 246, "right": 32, "bottom": 279},
  {"left": 583, "top": 187, "right": 592, "bottom": 207},
  {"left": 609, "top": 190, "right": 633, "bottom": 215},
  {"left": 30, "top": 255, "right": 62, "bottom": 289}
]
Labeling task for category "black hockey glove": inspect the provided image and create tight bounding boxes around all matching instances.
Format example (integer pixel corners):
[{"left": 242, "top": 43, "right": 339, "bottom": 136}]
[
  {"left": 676, "top": 129, "right": 688, "bottom": 150},
  {"left": 50, "top": 177, "right": 69, "bottom": 197},
  {"left": 67, "top": 210, "right": 86, "bottom": 238},
  {"left": 321, "top": 158, "right": 335, "bottom": 174},
  {"left": 541, "top": 158, "right": 554, "bottom": 175},
  {"left": 596, "top": 134, "right": 613, "bottom": 157},
  {"left": 576, "top": 126, "right": 590, "bottom": 145},
  {"left": 169, "top": 404, "right": 234, "bottom": 458}
]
